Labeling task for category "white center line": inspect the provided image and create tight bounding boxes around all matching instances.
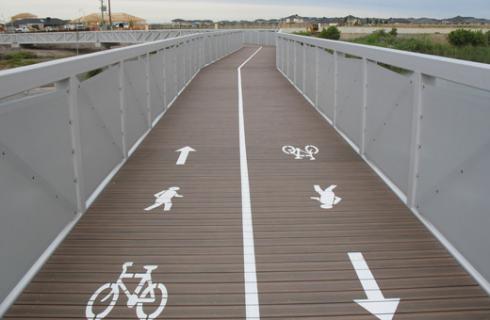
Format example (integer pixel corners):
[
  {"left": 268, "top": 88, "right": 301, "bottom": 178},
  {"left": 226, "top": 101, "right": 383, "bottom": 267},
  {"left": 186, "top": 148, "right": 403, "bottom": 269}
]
[{"left": 238, "top": 46, "right": 263, "bottom": 320}]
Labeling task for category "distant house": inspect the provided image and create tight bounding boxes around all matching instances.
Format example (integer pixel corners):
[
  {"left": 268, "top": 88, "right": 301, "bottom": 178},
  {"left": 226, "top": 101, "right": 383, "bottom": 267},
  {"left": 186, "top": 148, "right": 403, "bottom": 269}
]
[
  {"left": 171, "top": 19, "right": 192, "bottom": 28},
  {"left": 6, "top": 17, "right": 66, "bottom": 32},
  {"left": 344, "top": 15, "right": 361, "bottom": 26},
  {"left": 72, "top": 13, "right": 147, "bottom": 30},
  {"left": 282, "top": 14, "right": 305, "bottom": 24}
]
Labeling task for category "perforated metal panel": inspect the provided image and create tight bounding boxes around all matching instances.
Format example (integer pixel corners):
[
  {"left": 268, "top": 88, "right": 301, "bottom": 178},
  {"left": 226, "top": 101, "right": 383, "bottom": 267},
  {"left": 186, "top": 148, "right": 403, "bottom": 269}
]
[
  {"left": 0, "top": 90, "right": 76, "bottom": 301},
  {"left": 164, "top": 47, "right": 178, "bottom": 104},
  {"left": 416, "top": 78, "right": 490, "bottom": 282},
  {"left": 304, "top": 45, "right": 316, "bottom": 103},
  {"left": 336, "top": 53, "right": 363, "bottom": 147},
  {"left": 123, "top": 58, "right": 150, "bottom": 150},
  {"left": 364, "top": 62, "right": 414, "bottom": 194},
  {"left": 317, "top": 49, "right": 335, "bottom": 120},
  {"left": 294, "top": 42, "right": 304, "bottom": 90},
  {"left": 149, "top": 51, "right": 166, "bottom": 121},
  {"left": 78, "top": 67, "right": 124, "bottom": 198}
]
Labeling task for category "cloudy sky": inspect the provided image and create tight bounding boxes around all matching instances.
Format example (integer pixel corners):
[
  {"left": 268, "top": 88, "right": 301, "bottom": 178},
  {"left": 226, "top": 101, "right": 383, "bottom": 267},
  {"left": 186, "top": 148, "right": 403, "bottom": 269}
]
[{"left": 1, "top": 0, "right": 489, "bottom": 22}]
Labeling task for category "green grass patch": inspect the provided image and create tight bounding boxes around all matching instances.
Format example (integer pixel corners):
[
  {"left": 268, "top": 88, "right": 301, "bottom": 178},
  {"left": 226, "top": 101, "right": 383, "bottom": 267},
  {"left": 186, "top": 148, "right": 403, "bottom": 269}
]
[
  {"left": 351, "top": 32, "right": 490, "bottom": 64},
  {"left": 0, "top": 51, "right": 46, "bottom": 69}
]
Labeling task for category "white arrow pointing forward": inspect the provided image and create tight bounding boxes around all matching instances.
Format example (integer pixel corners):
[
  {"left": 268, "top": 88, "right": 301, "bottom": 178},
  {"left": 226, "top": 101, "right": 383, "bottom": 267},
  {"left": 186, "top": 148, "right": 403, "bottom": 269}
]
[
  {"left": 348, "top": 252, "right": 400, "bottom": 320},
  {"left": 175, "top": 146, "right": 196, "bottom": 165}
]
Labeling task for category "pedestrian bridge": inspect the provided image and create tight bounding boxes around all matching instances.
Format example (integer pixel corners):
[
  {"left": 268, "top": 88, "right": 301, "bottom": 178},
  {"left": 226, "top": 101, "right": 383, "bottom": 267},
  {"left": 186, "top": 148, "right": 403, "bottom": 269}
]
[{"left": 0, "top": 30, "right": 489, "bottom": 319}]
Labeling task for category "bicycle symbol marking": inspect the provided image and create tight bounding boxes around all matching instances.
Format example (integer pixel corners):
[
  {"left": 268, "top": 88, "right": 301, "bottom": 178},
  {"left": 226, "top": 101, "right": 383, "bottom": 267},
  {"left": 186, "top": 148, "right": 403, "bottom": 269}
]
[
  {"left": 86, "top": 262, "right": 168, "bottom": 320},
  {"left": 282, "top": 145, "right": 319, "bottom": 160}
]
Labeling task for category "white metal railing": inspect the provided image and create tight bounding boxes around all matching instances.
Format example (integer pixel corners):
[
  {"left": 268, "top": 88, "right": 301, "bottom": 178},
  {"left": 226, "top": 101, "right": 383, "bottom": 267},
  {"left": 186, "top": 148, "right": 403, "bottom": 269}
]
[
  {"left": 0, "top": 29, "right": 212, "bottom": 44},
  {"left": 276, "top": 32, "right": 490, "bottom": 293},
  {"left": 0, "top": 29, "right": 278, "bottom": 45},
  {"left": 0, "top": 30, "right": 253, "bottom": 314}
]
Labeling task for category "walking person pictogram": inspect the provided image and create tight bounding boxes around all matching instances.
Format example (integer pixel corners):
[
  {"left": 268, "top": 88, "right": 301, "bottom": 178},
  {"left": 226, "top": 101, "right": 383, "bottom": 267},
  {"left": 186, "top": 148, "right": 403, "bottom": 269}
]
[{"left": 144, "top": 186, "right": 183, "bottom": 212}]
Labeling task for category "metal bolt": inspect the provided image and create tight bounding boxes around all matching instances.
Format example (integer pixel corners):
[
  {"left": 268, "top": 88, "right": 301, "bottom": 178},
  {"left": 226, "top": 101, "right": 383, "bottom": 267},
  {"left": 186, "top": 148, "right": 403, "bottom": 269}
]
[
  {"left": 435, "top": 189, "right": 439, "bottom": 194},
  {"left": 460, "top": 169, "right": 464, "bottom": 174}
]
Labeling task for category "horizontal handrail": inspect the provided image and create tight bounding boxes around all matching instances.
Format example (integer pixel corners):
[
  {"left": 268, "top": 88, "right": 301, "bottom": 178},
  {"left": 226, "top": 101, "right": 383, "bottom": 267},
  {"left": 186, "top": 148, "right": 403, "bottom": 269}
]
[
  {"left": 0, "top": 31, "right": 237, "bottom": 99},
  {"left": 278, "top": 33, "right": 490, "bottom": 91}
]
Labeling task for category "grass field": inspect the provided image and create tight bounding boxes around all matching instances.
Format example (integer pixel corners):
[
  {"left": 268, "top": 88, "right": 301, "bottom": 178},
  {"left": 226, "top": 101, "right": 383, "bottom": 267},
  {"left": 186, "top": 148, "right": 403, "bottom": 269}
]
[
  {"left": 351, "top": 31, "right": 490, "bottom": 64},
  {"left": 294, "top": 29, "right": 490, "bottom": 64}
]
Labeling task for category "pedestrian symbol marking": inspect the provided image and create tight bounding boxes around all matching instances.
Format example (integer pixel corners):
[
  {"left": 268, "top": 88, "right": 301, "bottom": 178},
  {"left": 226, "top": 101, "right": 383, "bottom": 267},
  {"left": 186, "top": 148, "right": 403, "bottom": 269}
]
[
  {"left": 86, "top": 262, "right": 168, "bottom": 320},
  {"left": 176, "top": 146, "right": 195, "bottom": 165},
  {"left": 311, "top": 184, "right": 342, "bottom": 209},
  {"left": 348, "top": 252, "right": 400, "bottom": 320},
  {"left": 144, "top": 186, "right": 183, "bottom": 212},
  {"left": 282, "top": 145, "right": 319, "bottom": 160}
]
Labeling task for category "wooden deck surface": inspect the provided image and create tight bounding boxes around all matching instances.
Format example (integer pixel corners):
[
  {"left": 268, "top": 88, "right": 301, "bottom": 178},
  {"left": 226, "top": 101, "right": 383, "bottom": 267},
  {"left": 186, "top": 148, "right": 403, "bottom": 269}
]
[{"left": 5, "top": 46, "right": 490, "bottom": 319}]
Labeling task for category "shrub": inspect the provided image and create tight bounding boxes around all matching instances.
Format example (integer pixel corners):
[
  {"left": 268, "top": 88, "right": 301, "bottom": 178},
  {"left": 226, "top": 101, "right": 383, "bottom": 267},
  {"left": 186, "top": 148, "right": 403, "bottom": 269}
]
[
  {"left": 389, "top": 28, "right": 398, "bottom": 37},
  {"left": 319, "top": 26, "right": 341, "bottom": 40},
  {"left": 448, "top": 29, "right": 487, "bottom": 47},
  {"left": 293, "top": 31, "right": 312, "bottom": 36}
]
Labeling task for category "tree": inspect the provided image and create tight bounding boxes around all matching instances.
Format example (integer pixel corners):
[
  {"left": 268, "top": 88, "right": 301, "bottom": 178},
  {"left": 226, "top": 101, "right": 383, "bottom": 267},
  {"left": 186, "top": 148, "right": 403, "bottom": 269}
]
[
  {"left": 319, "top": 26, "right": 341, "bottom": 40},
  {"left": 389, "top": 27, "right": 398, "bottom": 37}
]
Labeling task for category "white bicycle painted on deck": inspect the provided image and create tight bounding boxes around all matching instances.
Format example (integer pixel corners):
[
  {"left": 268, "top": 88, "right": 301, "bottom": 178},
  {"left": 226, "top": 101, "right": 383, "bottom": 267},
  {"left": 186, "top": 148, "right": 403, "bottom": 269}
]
[
  {"left": 86, "top": 262, "right": 168, "bottom": 320},
  {"left": 282, "top": 145, "right": 319, "bottom": 160}
]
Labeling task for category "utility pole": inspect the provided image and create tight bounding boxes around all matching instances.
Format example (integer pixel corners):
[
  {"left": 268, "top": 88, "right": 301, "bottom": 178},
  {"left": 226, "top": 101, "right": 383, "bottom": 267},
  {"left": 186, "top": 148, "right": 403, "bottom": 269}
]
[
  {"left": 108, "top": 0, "right": 113, "bottom": 30},
  {"left": 99, "top": 0, "right": 105, "bottom": 30}
]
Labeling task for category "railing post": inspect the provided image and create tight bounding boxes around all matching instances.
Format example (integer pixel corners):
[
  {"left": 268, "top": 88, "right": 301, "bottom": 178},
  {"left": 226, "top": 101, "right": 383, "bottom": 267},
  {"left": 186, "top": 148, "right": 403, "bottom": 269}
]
[
  {"left": 407, "top": 72, "right": 424, "bottom": 208},
  {"left": 315, "top": 46, "right": 320, "bottom": 108},
  {"left": 145, "top": 53, "right": 152, "bottom": 127},
  {"left": 293, "top": 41, "right": 297, "bottom": 84},
  {"left": 118, "top": 60, "right": 128, "bottom": 158},
  {"left": 162, "top": 49, "right": 167, "bottom": 109},
  {"left": 360, "top": 57, "right": 368, "bottom": 155},
  {"left": 302, "top": 43, "right": 306, "bottom": 92},
  {"left": 67, "top": 76, "right": 86, "bottom": 213},
  {"left": 333, "top": 51, "right": 339, "bottom": 127}
]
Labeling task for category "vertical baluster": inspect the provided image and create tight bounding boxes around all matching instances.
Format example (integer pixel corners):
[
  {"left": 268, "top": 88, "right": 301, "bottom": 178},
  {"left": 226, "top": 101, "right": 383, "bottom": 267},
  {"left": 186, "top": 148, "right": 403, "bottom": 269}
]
[
  {"left": 118, "top": 60, "right": 128, "bottom": 158},
  {"left": 407, "top": 72, "right": 424, "bottom": 208},
  {"left": 67, "top": 76, "right": 86, "bottom": 213},
  {"left": 333, "top": 51, "right": 339, "bottom": 127},
  {"left": 360, "top": 57, "right": 368, "bottom": 155}
]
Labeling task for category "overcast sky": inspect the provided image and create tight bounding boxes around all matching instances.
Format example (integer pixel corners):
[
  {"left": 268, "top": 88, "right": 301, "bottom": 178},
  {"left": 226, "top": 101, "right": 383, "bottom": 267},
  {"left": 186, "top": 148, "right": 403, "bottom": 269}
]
[{"left": 1, "top": 0, "right": 489, "bottom": 23}]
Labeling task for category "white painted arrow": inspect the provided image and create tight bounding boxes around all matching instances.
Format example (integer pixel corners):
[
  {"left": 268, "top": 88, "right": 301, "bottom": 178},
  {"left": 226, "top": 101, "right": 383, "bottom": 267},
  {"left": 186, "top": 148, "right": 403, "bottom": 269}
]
[
  {"left": 175, "top": 146, "right": 195, "bottom": 165},
  {"left": 348, "top": 252, "right": 400, "bottom": 320}
]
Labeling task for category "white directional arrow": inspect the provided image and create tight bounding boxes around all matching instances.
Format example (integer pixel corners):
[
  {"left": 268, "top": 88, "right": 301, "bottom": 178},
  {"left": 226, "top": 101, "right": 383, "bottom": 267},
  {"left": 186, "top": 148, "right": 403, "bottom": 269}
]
[
  {"left": 175, "top": 146, "right": 195, "bottom": 165},
  {"left": 348, "top": 252, "right": 400, "bottom": 320}
]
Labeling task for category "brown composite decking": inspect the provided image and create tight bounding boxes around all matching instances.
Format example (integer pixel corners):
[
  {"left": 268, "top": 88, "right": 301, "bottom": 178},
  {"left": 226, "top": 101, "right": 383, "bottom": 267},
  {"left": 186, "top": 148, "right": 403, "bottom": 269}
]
[{"left": 5, "top": 46, "right": 490, "bottom": 319}]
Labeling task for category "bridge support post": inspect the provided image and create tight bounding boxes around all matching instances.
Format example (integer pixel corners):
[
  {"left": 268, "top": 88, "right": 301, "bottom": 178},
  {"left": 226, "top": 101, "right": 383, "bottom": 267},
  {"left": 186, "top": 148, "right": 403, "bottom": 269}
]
[
  {"left": 360, "top": 57, "right": 368, "bottom": 156},
  {"left": 407, "top": 71, "right": 424, "bottom": 208},
  {"left": 333, "top": 51, "right": 339, "bottom": 127},
  {"left": 145, "top": 53, "right": 152, "bottom": 128},
  {"left": 118, "top": 60, "right": 128, "bottom": 158},
  {"left": 66, "top": 76, "right": 86, "bottom": 214}
]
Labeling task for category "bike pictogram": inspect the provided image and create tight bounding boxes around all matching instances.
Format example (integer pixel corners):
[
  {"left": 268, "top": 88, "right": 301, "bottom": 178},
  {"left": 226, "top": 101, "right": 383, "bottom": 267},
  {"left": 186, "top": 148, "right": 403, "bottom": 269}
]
[
  {"left": 86, "top": 262, "right": 168, "bottom": 320},
  {"left": 282, "top": 145, "right": 319, "bottom": 160}
]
